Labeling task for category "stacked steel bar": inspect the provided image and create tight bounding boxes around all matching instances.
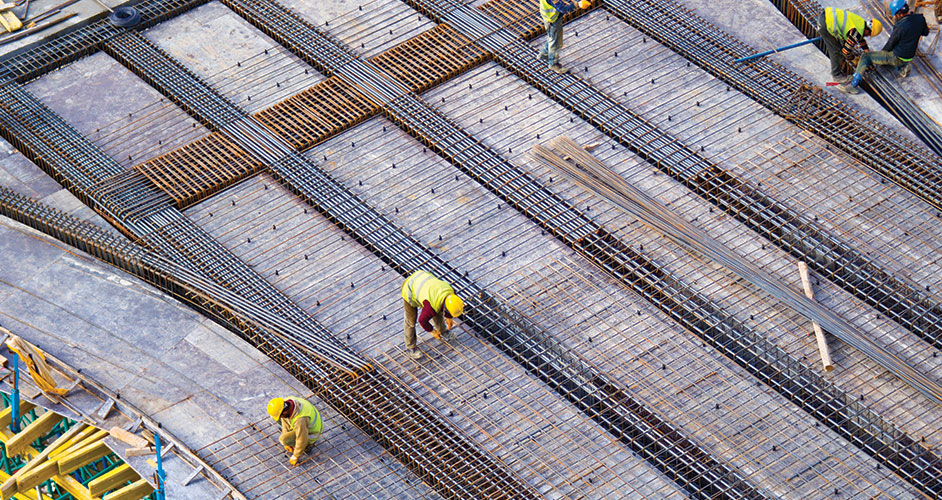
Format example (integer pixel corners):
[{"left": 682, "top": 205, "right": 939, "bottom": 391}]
[
  {"left": 591, "top": 0, "right": 942, "bottom": 214},
  {"left": 766, "top": 0, "right": 942, "bottom": 156},
  {"left": 105, "top": 12, "right": 768, "bottom": 498}
]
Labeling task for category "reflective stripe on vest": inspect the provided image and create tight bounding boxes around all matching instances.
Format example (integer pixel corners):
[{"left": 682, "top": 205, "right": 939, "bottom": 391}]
[
  {"left": 401, "top": 271, "right": 453, "bottom": 311},
  {"left": 540, "top": 0, "right": 558, "bottom": 23},
  {"left": 825, "top": 7, "right": 865, "bottom": 39},
  {"left": 287, "top": 398, "right": 321, "bottom": 435}
]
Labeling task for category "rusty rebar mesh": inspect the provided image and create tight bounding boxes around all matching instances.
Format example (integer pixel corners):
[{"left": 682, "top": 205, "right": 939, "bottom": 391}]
[{"left": 196, "top": 407, "right": 441, "bottom": 499}]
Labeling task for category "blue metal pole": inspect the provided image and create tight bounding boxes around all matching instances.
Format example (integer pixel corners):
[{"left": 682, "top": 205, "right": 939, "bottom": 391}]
[
  {"left": 10, "top": 353, "right": 19, "bottom": 433},
  {"left": 735, "top": 37, "right": 822, "bottom": 63},
  {"left": 154, "top": 433, "right": 165, "bottom": 500}
]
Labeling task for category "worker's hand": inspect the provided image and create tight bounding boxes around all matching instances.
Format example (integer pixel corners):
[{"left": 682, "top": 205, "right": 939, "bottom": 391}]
[
  {"left": 289, "top": 456, "right": 298, "bottom": 466},
  {"left": 284, "top": 446, "right": 294, "bottom": 454},
  {"left": 446, "top": 318, "right": 455, "bottom": 330},
  {"left": 577, "top": 0, "right": 590, "bottom": 8},
  {"left": 431, "top": 329, "right": 442, "bottom": 340}
]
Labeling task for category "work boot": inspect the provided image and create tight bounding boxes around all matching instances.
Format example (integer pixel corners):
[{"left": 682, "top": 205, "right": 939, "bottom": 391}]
[
  {"left": 549, "top": 64, "right": 567, "bottom": 74},
  {"left": 538, "top": 51, "right": 548, "bottom": 62},
  {"left": 898, "top": 63, "right": 911, "bottom": 78},
  {"left": 836, "top": 83, "right": 862, "bottom": 95},
  {"left": 406, "top": 348, "right": 423, "bottom": 359},
  {"left": 832, "top": 74, "right": 852, "bottom": 84}
]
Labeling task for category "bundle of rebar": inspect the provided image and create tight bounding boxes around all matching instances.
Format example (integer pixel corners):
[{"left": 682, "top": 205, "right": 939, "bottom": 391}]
[{"left": 533, "top": 137, "right": 942, "bottom": 405}]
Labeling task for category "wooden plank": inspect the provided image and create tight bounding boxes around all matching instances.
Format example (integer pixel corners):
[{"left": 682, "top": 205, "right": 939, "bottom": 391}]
[
  {"left": 15, "top": 461, "right": 58, "bottom": 493},
  {"left": 88, "top": 464, "right": 137, "bottom": 497},
  {"left": 51, "top": 429, "right": 107, "bottom": 460},
  {"left": 0, "top": 401, "right": 35, "bottom": 429},
  {"left": 101, "top": 479, "right": 153, "bottom": 500},
  {"left": 0, "top": 423, "right": 86, "bottom": 499},
  {"left": 6, "top": 412, "right": 63, "bottom": 457},
  {"left": 798, "top": 262, "right": 834, "bottom": 372},
  {"left": 0, "top": 429, "right": 94, "bottom": 500},
  {"left": 108, "top": 427, "right": 148, "bottom": 448},
  {"left": 124, "top": 446, "right": 154, "bottom": 458},
  {"left": 57, "top": 440, "right": 112, "bottom": 475}
]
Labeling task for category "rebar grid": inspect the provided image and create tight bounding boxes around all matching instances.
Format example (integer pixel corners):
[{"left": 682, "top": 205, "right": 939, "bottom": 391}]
[
  {"left": 494, "top": 256, "right": 926, "bottom": 499},
  {"left": 197, "top": 411, "right": 440, "bottom": 499}
]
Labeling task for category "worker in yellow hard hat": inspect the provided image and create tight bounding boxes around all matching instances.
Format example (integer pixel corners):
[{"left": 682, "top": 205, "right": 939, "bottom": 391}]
[
  {"left": 817, "top": 7, "right": 882, "bottom": 83},
  {"left": 401, "top": 270, "right": 465, "bottom": 359},
  {"left": 267, "top": 397, "right": 322, "bottom": 466},
  {"left": 538, "top": 0, "right": 591, "bottom": 74}
]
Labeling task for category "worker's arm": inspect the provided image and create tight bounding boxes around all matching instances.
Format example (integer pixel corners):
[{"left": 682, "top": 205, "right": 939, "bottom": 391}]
[
  {"left": 417, "top": 301, "right": 436, "bottom": 332},
  {"left": 842, "top": 28, "right": 868, "bottom": 58},
  {"left": 551, "top": 0, "right": 576, "bottom": 15},
  {"left": 292, "top": 417, "right": 310, "bottom": 461}
]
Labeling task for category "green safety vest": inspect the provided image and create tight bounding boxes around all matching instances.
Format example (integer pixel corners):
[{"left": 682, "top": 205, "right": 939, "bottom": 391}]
[
  {"left": 824, "top": 7, "right": 866, "bottom": 40},
  {"left": 402, "top": 271, "right": 454, "bottom": 313},
  {"left": 285, "top": 397, "right": 322, "bottom": 436},
  {"left": 540, "top": 0, "right": 558, "bottom": 23}
]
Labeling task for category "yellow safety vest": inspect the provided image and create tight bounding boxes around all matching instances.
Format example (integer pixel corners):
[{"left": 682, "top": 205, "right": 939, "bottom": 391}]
[
  {"left": 401, "top": 271, "right": 454, "bottom": 313},
  {"left": 285, "top": 397, "right": 322, "bottom": 436},
  {"left": 540, "top": 0, "right": 558, "bottom": 23},
  {"left": 824, "top": 7, "right": 866, "bottom": 40}
]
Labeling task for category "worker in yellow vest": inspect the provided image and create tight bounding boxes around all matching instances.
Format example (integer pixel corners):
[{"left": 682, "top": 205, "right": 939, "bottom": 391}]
[
  {"left": 267, "top": 396, "right": 322, "bottom": 466},
  {"left": 401, "top": 270, "right": 465, "bottom": 359},
  {"left": 817, "top": 7, "right": 882, "bottom": 82},
  {"left": 538, "top": 0, "right": 591, "bottom": 74}
]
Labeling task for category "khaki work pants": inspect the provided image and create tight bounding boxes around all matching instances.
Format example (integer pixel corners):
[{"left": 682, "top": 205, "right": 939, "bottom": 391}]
[{"left": 403, "top": 299, "right": 446, "bottom": 349}]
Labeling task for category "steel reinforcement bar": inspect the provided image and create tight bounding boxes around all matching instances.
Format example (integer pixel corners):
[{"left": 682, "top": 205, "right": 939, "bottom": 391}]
[
  {"left": 101, "top": 16, "right": 766, "bottom": 498},
  {"left": 0, "top": 186, "right": 537, "bottom": 500},
  {"left": 0, "top": 76, "right": 540, "bottom": 498},
  {"left": 767, "top": 0, "right": 942, "bottom": 157},
  {"left": 175, "top": 1, "right": 942, "bottom": 494},
  {"left": 401, "top": 0, "right": 942, "bottom": 356},
  {"left": 596, "top": 0, "right": 942, "bottom": 212},
  {"left": 0, "top": 0, "right": 211, "bottom": 83}
]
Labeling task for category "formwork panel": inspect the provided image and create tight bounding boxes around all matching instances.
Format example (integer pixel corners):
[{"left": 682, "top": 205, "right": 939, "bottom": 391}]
[
  {"left": 144, "top": 1, "right": 324, "bottom": 114},
  {"left": 25, "top": 52, "right": 209, "bottom": 171}
]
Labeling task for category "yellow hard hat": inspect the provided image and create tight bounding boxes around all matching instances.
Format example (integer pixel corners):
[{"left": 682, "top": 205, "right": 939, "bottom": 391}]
[
  {"left": 869, "top": 19, "right": 882, "bottom": 37},
  {"left": 267, "top": 397, "right": 285, "bottom": 421},
  {"left": 445, "top": 294, "right": 464, "bottom": 318}
]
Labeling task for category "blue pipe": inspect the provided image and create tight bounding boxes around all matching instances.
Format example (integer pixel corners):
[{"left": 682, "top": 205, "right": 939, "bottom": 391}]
[
  {"left": 735, "top": 37, "right": 822, "bottom": 63},
  {"left": 154, "top": 433, "right": 165, "bottom": 500},
  {"left": 10, "top": 353, "right": 19, "bottom": 433}
]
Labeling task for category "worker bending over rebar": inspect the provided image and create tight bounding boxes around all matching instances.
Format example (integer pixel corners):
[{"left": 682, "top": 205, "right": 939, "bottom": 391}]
[
  {"left": 402, "top": 270, "right": 465, "bottom": 359},
  {"left": 538, "top": 0, "right": 590, "bottom": 74},
  {"left": 267, "top": 396, "right": 322, "bottom": 466},
  {"left": 838, "top": 0, "right": 929, "bottom": 94},
  {"left": 817, "top": 6, "right": 881, "bottom": 84}
]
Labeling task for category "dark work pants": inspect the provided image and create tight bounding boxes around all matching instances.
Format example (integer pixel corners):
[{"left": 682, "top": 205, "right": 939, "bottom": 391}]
[{"left": 817, "top": 11, "right": 845, "bottom": 77}]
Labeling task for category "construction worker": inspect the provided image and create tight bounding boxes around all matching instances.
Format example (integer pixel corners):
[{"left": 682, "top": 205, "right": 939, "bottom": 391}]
[
  {"left": 837, "top": 0, "right": 928, "bottom": 94},
  {"left": 538, "top": 0, "right": 591, "bottom": 74},
  {"left": 401, "top": 270, "right": 464, "bottom": 359},
  {"left": 267, "top": 397, "right": 322, "bottom": 466},
  {"left": 817, "top": 7, "right": 882, "bottom": 83}
]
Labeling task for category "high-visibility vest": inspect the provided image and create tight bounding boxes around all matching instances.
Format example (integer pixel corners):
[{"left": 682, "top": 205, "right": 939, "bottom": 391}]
[
  {"left": 401, "top": 271, "right": 454, "bottom": 313},
  {"left": 540, "top": 0, "right": 558, "bottom": 23},
  {"left": 285, "top": 398, "right": 322, "bottom": 436},
  {"left": 824, "top": 7, "right": 866, "bottom": 40}
]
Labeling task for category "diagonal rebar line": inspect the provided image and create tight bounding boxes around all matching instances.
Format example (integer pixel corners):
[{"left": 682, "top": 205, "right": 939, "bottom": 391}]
[
  {"left": 156, "top": 0, "right": 942, "bottom": 495},
  {"left": 765, "top": 0, "right": 942, "bottom": 158},
  {"left": 102, "top": 23, "right": 767, "bottom": 500},
  {"left": 397, "top": 0, "right": 942, "bottom": 377},
  {"left": 0, "top": 81, "right": 539, "bottom": 499},
  {"left": 0, "top": 0, "right": 212, "bottom": 83}
]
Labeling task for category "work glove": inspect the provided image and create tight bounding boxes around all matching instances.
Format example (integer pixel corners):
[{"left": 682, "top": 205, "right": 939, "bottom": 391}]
[
  {"left": 446, "top": 318, "right": 455, "bottom": 330},
  {"left": 577, "top": 0, "right": 590, "bottom": 8},
  {"left": 289, "top": 456, "right": 299, "bottom": 466},
  {"left": 285, "top": 446, "right": 294, "bottom": 454},
  {"left": 430, "top": 329, "right": 442, "bottom": 340}
]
